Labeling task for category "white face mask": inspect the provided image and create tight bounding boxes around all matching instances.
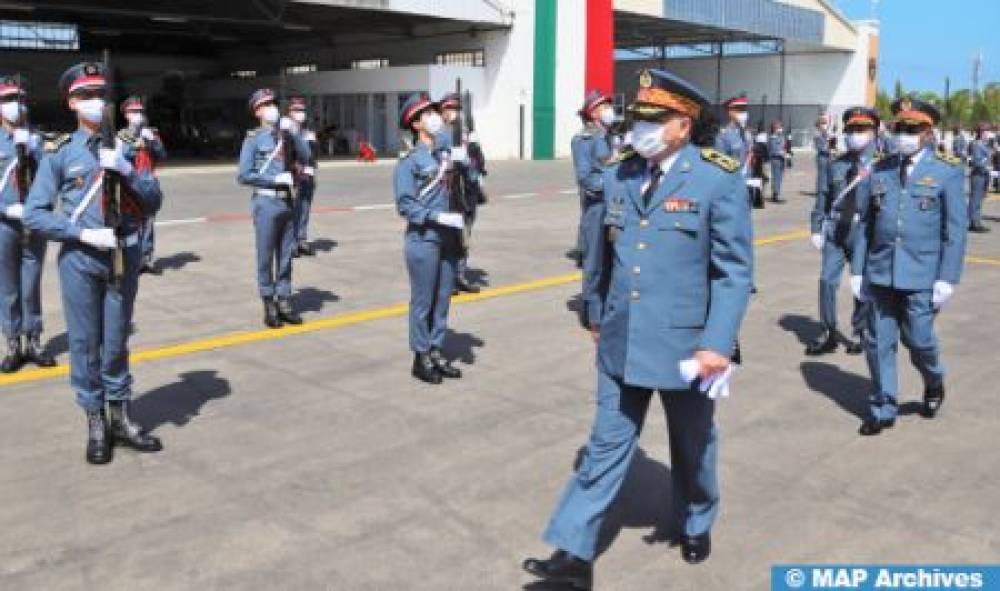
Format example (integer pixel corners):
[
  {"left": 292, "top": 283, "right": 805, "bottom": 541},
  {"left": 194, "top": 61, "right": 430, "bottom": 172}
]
[
  {"left": 423, "top": 112, "right": 443, "bottom": 135},
  {"left": 598, "top": 108, "right": 616, "bottom": 127},
  {"left": 896, "top": 133, "right": 922, "bottom": 156},
  {"left": 260, "top": 105, "right": 280, "bottom": 125},
  {"left": 846, "top": 132, "right": 872, "bottom": 152},
  {"left": 291, "top": 111, "right": 306, "bottom": 123},
  {"left": 631, "top": 121, "right": 667, "bottom": 159},
  {"left": 0, "top": 101, "right": 21, "bottom": 123},
  {"left": 125, "top": 112, "right": 144, "bottom": 127},
  {"left": 755, "top": 132, "right": 768, "bottom": 144},
  {"left": 735, "top": 112, "right": 748, "bottom": 126},
  {"left": 75, "top": 98, "right": 105, "bottom": 124}
]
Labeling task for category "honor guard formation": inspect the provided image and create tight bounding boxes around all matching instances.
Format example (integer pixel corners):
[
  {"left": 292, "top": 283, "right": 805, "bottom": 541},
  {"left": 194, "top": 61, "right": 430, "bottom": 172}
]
[{"left": 2, "top": 56, "right": 997, "bottom": 589}]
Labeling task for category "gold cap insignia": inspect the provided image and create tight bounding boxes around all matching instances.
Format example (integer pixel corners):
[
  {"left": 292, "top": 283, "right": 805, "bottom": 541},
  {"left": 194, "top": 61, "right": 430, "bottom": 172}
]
[
  {"left": 638, "top": 69, "right": 652, "bottom": 89},
  {"left": 900, "top": 98, "right": 911, "bottom": 112}
]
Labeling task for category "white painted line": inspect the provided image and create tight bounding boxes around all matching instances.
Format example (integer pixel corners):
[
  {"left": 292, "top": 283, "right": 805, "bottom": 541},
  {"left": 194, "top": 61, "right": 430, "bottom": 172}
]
[
  {"left": 559, "top": 189, "right": 578, "bottom": 195},
  {"left": 501, "top": 192, "right": 538, "bottom": 200},
  {"left": 155, "top": 217, "right": 208, "bottom": 227},
  {"left": 352, "top": 203, "right": 395, "bottom": 211}
]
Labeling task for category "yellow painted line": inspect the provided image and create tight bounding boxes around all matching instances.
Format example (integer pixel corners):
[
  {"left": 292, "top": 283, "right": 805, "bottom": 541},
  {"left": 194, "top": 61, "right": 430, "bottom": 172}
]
[
  {"left": 0, "top": 228, "right": 849, "bottom": 388},
  {"left": 966, "top": 255, "right": 1000, "bottom": 267}
]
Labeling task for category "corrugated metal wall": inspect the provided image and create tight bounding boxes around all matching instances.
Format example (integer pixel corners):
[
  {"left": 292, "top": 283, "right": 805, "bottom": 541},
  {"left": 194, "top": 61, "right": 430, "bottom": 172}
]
[{"left": 664, "top": 0, "right": 824, "bottom": 43}]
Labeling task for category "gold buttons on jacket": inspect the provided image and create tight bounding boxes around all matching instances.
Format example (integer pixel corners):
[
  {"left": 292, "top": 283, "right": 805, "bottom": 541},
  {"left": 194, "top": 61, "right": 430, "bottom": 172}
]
[{"left": 637, "top": 242, "right": 647, "bottom": 250}]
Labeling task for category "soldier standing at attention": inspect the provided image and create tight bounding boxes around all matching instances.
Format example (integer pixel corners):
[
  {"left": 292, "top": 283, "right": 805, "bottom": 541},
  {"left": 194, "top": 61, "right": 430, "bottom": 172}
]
[
  {"left": 571, "top": 90, "right": 614, "bottom": 328},
  {"left": 237, "top": 88, "right": 309, "bottom": 328},
  {"left": 968, "top": 124, "right": 991, "bottom": 233},
  {"left": 24, "top": 62, "right": 164, "bottom": 464},
  {"left": 395, "top": 93, "right": 464, "bottom": 385},
  {"left": 806, "top": 107, "right": 879, "bottom": 356},
  {"left": 523, "top": 69, "right": 753, "bottom": 588},
  {"left": 0, "top": 74, "right": 55, "bottom": 371},
  {"left": 117, "top": 95, "right": 167, "bottom": 275},
  {"left": 767, "top": 120, "right": 787, "bottom": 203},
  {"left": 287, "top": 96, "right": 318, "bottom": 257},
  {"left": 850, "top": 98, "right": 967, "bottom": 436},
  {"left": 814, "top": 114, "right": 833, "bottom": 197}
]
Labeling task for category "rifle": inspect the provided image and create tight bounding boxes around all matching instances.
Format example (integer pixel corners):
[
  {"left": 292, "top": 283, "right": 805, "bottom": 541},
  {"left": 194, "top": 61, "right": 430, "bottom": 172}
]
[
  {"left": 13, "top": 87, "right": 34, "bottom": 246},
  {"left": 462, "top": 88, "right": 488, "bottom": 205},
  {"left": 278, "top": 75, "right": 297, "bottom": 202},
  {"left": 447, "top": 78, "right": 471, "bottom": 251},
  {"left": 101, "top": 49, "right": 124, "bottom": 290}
]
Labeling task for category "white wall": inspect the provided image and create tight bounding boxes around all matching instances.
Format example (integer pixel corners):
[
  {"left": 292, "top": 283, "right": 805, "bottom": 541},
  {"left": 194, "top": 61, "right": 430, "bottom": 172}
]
[{"left": 554, "top": 0, "right": 587, "bottom": 158}]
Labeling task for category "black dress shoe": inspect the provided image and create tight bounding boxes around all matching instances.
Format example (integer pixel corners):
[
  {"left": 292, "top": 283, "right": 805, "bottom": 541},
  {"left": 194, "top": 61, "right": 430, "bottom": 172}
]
[
  {"left": 859, "top": 419, "right": 883, "bottom": 436},
  {"left": 969, "top": 224, "right": 991, "bottom": 233},
  {"left": 263, "top": 297, "right": 283, "bottom": 329},
  {"left": 731, "top": 341, "right": 742, "bottom": 365},
  {"left": 298, "top": 242, "right": 315, "bottom": 256},
  {"left": 455, "top": 277, "right": 480, "bottom": 294},
  {"left": 140, "top": 262, "right": 161, "bottom": 275},
  {"left": 429, "top": 348, "right": 461, "bottom": 378},
  {"left": 522, "top": 550, "right": 593, "bottom": 590},
  {"left": 276, "top": 298, "right": 303, "bottom": 325},
  {"left": 805, "top": 330, "right": 838, "bottom": 356},
  {"left": 412, "top": 353, "right": 443, "bottom": 384},
  {"left": 681, "top": 533, "right": 711, "bottom": 564},
  {"left": 85, "top": 409, "right": 112, "bottom": 465},
  {"left": 1, "top": 337, "right": 23, "bottom": 373},
  {"left": 844, "top": 339, "right": 863, "bottom": 355},
  {"left": 107, "top": 400, "right": 162, "bottom": 452},
  {"left": 24, "top": 334, "right": 56, "bottom": 367},
  {"left": 922, "top": 385, "right": 945, "bottom": 418}
]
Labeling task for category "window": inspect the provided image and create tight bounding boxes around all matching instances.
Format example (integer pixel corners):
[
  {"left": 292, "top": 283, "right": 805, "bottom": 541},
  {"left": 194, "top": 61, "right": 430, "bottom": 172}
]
[
  {"left": 0, "top": 20, "right": 78, "bottom": 51},
  {"left": 231, "top": 70, "right": 257, "bottom": 79},
  {"left": 351, "top": 58, "right": 389, "bottom": 70},
  {"left": 435, "top": 50, "right": 485, "bottom": 67},
  {"left": 285, "top": 64, "right": 317, "bottom": 75}
]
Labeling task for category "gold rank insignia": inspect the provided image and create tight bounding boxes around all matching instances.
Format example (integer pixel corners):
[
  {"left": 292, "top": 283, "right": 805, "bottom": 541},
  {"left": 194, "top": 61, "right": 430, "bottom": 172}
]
[
  {"left": 84, "top": 63, "right": 98, "bottom": 75},
  {"left": 700, "top": 148, "right": 739, "bottom": 172},
  {"left": 916, "top": 176, "right": 937, "bottom": 187},
  {"left": 638, "top": 69, "right": 652, "bottom": 89}
]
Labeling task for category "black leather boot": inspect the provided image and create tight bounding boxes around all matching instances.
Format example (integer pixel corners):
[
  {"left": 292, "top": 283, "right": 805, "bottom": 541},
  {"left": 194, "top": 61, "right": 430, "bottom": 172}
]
[
  {"left": 298, "top": 241, "right": 315, "bottom": 256},
  {"left": 277, "top": 298, "right": 303, "bottom": 325},
  {"left": 85, "top": 409, "right": 112, "bottom": 465},
  {"left": 454, "top": 276, "right": 480, "bottom": 294},
  {"left": 429, "top": 348, "right": 461, "bottom": 378},
  {"left": 107, "top": 400, "right": 162, "bottom": 452},
  {"left": 843, "top": 336, "right": 863, "bottom": 355},
  {"left": 411, "top": 353, "right": 442, "bottom": 384},
  {"left": 24, "top": 334, "right": 56, "bottom": 367},
  {"left": 805, "top": 329, "right": 838, "bottom": 356},
  {"left": 522, "top": 550, "right": 593, "bottom": 590},
  {"left": 922, "top": 385, "right": 945, "bottom": 418},
  {"left": 263, "top": 297, "right": 283, "bottom": 329},
  {"left": 0, "top": 337, "right": 22, "bottom": 373},
  {"left": 681, "top": 533, "right": 712, "bottom": 564}
]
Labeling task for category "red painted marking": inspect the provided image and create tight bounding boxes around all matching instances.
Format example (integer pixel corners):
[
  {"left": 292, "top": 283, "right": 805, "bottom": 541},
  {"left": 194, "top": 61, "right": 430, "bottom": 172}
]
[{"left": 585, "top": 0, "right": 615, "bottom": 96}]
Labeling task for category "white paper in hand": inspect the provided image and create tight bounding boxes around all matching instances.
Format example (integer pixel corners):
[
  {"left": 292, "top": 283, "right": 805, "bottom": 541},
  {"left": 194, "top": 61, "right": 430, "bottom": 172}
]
[{"left": 679, "top": 358, "right": 701, "bottom": 384}]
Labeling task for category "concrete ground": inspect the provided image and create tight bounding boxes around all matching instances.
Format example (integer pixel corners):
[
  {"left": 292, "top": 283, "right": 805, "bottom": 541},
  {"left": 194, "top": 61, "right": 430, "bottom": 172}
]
[{"left": 0, "top": 153, "right": 998, "bottom": 591}]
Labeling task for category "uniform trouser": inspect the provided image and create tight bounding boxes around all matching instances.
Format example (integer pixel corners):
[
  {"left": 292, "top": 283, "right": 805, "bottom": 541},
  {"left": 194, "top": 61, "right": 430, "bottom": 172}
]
[
  {"left": 969, "top": 172, "right": 987, "bottom": 226},
  {"left": 770, "top": 158, "right": 785, "bottom": 198},
  {"left": 863, "top": 284, "right": 944, "bottom": 422},
  {"left": 405, "top": 232, "right": 459, "bottom": 353},
  {"left": 542, "top": 367, "right": 719, "bottom": 561},
  {"left": 293, "top": 179, "right": 315, "bottom": 243},
  {"left": 252, "top": 194, "right": 295, "bottom": 298},
  {"left": 575, "top": 193, "right": 587, "bottom": 254},
  {"left": 0, "top": 219, "right": 46, "bottom": 339},
  {"left": 579, "top": 198, "right": 606, "bottom": 325},
  {"left": 140, "top": 216, "right": 155, "bottom": 264},
  {"left": 456, "top": 207, "right": 476, "bottom": 278},
  {"left": 815, "top": 157, "right": 829, "bottom": 197},
  {"left": 818, "top": 238, "right": 866, "bottom": 335},
  {"left": 58, "top": 243, "right": 140, "bottom": 412}
]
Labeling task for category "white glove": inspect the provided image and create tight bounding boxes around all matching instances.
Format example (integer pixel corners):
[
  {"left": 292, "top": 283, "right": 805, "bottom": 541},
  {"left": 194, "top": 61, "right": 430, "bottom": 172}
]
[
  {"left": 302, "top": 166, "right": 315, "bottom": 177},
  {"left": 140, "top": 128, "right": 157, "bottom": 141},
  {"left": 304, "top": 131, "right": 317, "bottom": 142},
  {"left": 450, "top": 145, "right": 468, "bottom": 163},
  {"left": 811, "top": 234, "right": 824, "bottom": 251},
  {"left": 79, "top": 228, "right": 117, "bottom": 250},
  {"left": 274, "top": 172, "right": 294, "bottom": 187},
  {"left": 99, "top": 147, "right": 133, "bottom": 176},
  {"left": 850, "top": 275, "right": 863, "bottom": 301},
  {"left": 4, "top": 203, "right": 24, "bottom": 220},
  {"left": 932, "top": 281, "right": 954, "bottom": 309},
  {"left": 679, "top": 358, "right": 734, "bottom": 400},
  {"left": 435, "top": 212, "right": 465, "bottom": 229},
  {"left": 279, "top": 117, "right": 294, "bottom": 131},
  {"left": 13, "top": 128, "right": 29, "bottom": 145}
]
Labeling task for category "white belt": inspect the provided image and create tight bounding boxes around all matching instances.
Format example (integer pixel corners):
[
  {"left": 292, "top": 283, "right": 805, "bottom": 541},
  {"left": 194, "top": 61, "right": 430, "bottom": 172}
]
[
  {"left": 123, "top": 232, "right": 139, "bottom": 247},
  {"left": 255, "top": 189, "right": 281, "bottom": 198}
]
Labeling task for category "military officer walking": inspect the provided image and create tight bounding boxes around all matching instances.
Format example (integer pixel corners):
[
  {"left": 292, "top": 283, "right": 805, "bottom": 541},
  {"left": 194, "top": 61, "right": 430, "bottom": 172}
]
[
  {"left": 118, "top": 95, "right": 167, "bottom": 275},
  {"left": 287, "top": 96, "right": 318, "bottom": 257},
  {"left": 814, "top": 115, "right": 833, "bottom": 197},
  {"left": 523, "top": 69, "right": 753, "bottom": 588},
  {"left": 968, "top": 124, "right": 991, "bottom": 233},
  {"left": 767, "top": 120, "right": 787, "bottom": 203},
  {"left": 715, "top": 93, "right": 750, "bottom": 176},
  {"left": 0, "top": 74, "right": 55, "bottom": 372},
  {"left": 571, "top": 90, "right": 614, "bottom": 328},
  {"left": 806, "top": 107, "right": 879, "bottom": 356},
  {"left": 850, "top": 98, "right": 967, "bottom": 436},
  {"left": 24, "top": 62, "right": 164, "bottom": 464},
  {"left": 394, "top": 93, "right": 463, "bottom": 384},
  {"left": 237, "top": 88, "right": 309, "bottom": 328}
]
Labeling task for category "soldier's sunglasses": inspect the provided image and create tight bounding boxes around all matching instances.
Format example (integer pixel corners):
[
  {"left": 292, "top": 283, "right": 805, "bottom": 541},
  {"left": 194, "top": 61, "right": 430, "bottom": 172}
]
[{"left": 894, "top": 123, "right": 926, "bottom": 134}]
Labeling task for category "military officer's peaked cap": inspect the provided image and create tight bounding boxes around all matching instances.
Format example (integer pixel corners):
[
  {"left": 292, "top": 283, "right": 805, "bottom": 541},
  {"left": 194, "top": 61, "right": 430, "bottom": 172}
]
[
  {"left": 248, "top": 88, "right": 276, "bottom": 113},
  {"left": 842, "top": 106, "right": 879, "bottom": 128},
  {"left": 892, "top": 96, "right": 940, "bottom": 126},
  {"left": 723, "top": 93, "right": 749, "bottom": 110},
  {"left": 627, "top": 68, "right": 709, "bottom": 121},
  {"left": 437, "top": 92, "right": 461, "bottom": 110},
  {"left": 59, "top": 62, "right": 106, "bottom": 97},
  {"left": 399, "top": 92, "right": 436, "bottom": 129},
  {"left": 579, "top": 89, "right": 611, "bottom": 119},
  {"left": 120, "top": 95, "right": 144, "bottom": 113},
  {"left": 288, "top": 96, "right": 307, "bottom": 111},
  {"left": 0, "top": 74, "right": 25, "bottom": 100}
]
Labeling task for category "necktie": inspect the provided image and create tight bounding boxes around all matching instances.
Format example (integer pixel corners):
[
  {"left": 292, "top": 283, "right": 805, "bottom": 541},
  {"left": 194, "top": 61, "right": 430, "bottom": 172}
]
[
  {"left": 642, "top": 166, "right": 663, "bottom": 208},
  {"left": 900, "top": 155, "right": 911, "bottom": 186}
]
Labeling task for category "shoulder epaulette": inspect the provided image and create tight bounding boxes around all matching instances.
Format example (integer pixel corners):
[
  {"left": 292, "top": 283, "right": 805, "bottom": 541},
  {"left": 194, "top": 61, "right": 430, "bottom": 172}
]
[
  {"left": 605, "top": 148, "right": 637, "bottom": 165},
  {"left": 43, "top": 133, "right": 71, "bottom": 153},
  {"left": 117, "top": 129, "right": 138, "bottom": 145},
  {"left": 935, "top": 150, "right": 961, "bottom": 167},
  {"left": 700, "top": 147, "right": 739, "bottom": 173},
  {"left": 246, "top": 129, "right": 259, "bottom": 138}
]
